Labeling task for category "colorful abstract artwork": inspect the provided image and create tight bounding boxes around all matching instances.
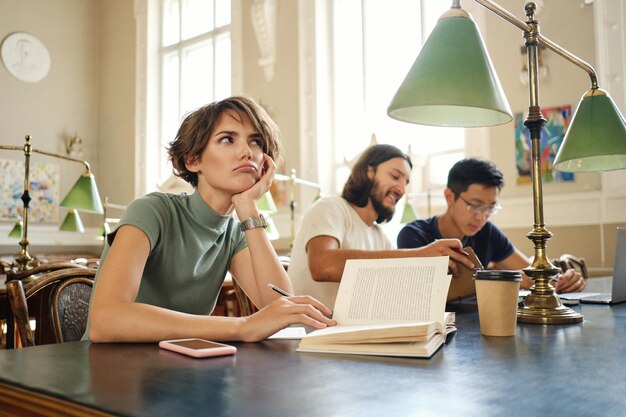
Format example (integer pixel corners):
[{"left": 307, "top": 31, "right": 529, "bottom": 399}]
[
  {"left": 0, "top": 159, "right": 59, "bottom": 221},
  {"left": 515, "top": 105, "right": 575, "bottom": 184}
]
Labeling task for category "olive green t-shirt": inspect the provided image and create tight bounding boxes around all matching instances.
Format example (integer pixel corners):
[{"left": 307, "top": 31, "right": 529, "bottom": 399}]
[{"left": 83, "top": 191, "right": 248, "bottom": 339}]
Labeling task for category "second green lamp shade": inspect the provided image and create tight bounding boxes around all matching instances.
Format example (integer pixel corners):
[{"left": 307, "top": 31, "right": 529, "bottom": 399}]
[
  {"left": 60, "top": 173, "right": 104, "bottom": 214},
  {"left": 8, "top": 219, "right": 23, "bottom": 238},
  {"left": 59, "top": 209, "right": 85, "bottom": 233},
  {"left": 401, "top": 199, "right": 419, "bottom": 224},
  {"left": 553, "top": 89, "right": 626, "bottom": 172},
  {"left": 258, "top": 191, "right": 278, "bottom": 213}
]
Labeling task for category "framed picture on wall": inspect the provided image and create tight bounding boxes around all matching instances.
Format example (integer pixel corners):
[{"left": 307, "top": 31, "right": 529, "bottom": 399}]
[
  {"left": 514, "top": 105, "right": 575, "bottom": 185},
  {"left": 0, "top": 159, "right": 59, "bottom": 222}
]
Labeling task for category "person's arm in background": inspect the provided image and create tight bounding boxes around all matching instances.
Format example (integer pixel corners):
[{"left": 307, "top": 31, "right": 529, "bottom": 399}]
[
  {"left": 492, "top": 249, "right": 585, "bottom": 293},
  {"left": 397, "top": 221, "right": 474, "bottom": 277},
  {"left": 307, "top": 236, "right": 473, "bottom": 282},
  {"left": 491, "top": 249, "right": 533, "bottom": 289}
]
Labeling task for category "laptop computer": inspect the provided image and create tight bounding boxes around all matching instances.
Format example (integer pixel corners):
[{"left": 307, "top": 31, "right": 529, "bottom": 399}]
[{"left": 579, "top": 227, "right": 626, "bottom": 304}]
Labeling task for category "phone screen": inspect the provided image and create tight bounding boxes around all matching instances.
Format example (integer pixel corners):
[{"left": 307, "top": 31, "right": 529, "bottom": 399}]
[{"left": 168, "top": 339, "right": 226, "bottom": 350}]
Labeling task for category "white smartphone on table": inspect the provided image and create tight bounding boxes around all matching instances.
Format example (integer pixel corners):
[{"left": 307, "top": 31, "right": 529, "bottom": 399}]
[{"left": 159, "top": 338, "right": 236, "bottom": 358}]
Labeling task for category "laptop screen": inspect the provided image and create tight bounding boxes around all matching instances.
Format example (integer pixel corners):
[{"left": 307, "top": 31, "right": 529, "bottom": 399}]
[{"left": 611, "top": 227, "right": 626, "bottom": 302}]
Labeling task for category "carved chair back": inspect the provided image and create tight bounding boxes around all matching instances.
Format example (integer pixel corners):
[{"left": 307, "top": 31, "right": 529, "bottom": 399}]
[{"left": 6, "top": 268, "right": 96, "bottom": 348}]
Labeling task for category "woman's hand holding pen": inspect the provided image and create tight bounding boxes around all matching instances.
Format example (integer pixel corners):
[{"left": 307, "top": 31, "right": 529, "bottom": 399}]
[{"left": 238, "top": 292, "right": 336, "bottom": 342}]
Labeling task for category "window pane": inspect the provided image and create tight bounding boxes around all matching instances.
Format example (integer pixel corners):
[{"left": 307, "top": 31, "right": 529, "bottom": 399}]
[
  {"left": 332, "top": 0, "right": 366, "bottom": 164},
  {"left": 428, "top": 151, "right": 465, "bottom": 186},
  {"left": 182, "top": 0, "right": 214, "bottom": 40},
  {"left": 214, "top": 33, "right": 231, "bottom": 100},
  {"left": 362, "top": 0, "right": 421, "bottom": 131},
  {"left": 161, "top": 51, "right": 180, "bottom": 179},
  {"left": 421, "top": 0, "right": 451, "bottom": 39},
  {"left": 327, "top": 0, "right": 465, "bottom": 193},
  {"left": 181, "top": 40, "right": 214, "bottom": 112},
  {"left": 162, "top": 0, "right": 180, "bottom": 46},
  {"left": 155, "top": 0, "right": 232, "bottom": 187},
  {"left": 215, "top": 0, "right": 231, "bottom": 28}
]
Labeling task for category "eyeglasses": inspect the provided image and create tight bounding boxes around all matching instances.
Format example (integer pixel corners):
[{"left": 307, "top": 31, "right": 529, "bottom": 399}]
[{"left": 459, "top": 196, "right": 502, "bottom": 216}]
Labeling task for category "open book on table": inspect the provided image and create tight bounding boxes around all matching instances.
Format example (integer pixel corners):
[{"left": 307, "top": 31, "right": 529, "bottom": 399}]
[{"left": 297, "top": 257, "right": 455, "bottom": 358}]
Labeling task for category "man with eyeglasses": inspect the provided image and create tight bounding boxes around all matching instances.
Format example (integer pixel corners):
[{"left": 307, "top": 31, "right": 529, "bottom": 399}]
[{"left": 397, "top": 158, "right": 585, "bottom": 293}]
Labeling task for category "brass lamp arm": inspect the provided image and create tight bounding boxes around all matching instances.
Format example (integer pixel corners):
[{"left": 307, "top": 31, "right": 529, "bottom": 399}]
[
  {"left": 275, "top": 173, "right": 320, "bottom": 191},
  {"left": 31, "top": 148, "right": 92, "bottom": 174},
  {"left": 0, "top": 144, "right": 92, "bottom": 174},
  {"left": 473, "top": 0, "right": 599, "bottom": 89},
  {"left": 537, "top": 34, "right": 598, "bottom": 89},
  {"left": 105, "top": 203, "right": 127, "bottom": 211},
  {"left": 473, "top": 0, "right": 531, "bottom": 32}
]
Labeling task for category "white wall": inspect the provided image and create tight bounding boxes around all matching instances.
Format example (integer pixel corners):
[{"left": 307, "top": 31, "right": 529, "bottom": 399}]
[{"left": 0, "top": 0, "right": 135, "bottom": 255}]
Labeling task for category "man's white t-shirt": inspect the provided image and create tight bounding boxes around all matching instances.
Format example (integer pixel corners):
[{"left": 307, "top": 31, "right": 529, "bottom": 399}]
[{"left": 288, "top": 196, "right": 393, "bottom": 308}]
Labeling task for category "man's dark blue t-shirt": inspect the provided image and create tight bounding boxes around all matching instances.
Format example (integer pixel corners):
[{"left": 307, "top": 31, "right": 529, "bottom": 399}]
[{"left": 397, "top": 216, "right": 515, "bottom": 268}]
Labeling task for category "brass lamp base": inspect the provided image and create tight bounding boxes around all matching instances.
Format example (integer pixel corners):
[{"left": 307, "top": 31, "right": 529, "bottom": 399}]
[
  {"left": 517, "top": 266, "right": 583, "bottom": 324},
  {"left": 518, "top": 293, "right": 583, "bottom": 324}
]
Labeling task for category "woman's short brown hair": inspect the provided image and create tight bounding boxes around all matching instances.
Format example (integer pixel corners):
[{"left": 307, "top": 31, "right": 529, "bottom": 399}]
[
  {"left": 167, "top": 96, "right": 282, "bottom": 187},
  {"left": 342, "top": 144, "right": 412, "bottom": 207}
]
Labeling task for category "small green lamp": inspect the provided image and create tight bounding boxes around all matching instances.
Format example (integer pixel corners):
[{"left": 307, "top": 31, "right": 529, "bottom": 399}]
[
  {"left": 400, "top": 198, "right": 420, "bottom": 224},
  {"left": 97, "top": 222, "right": 112, "bottom": 241},
  {"left": 59, "top": 209, "right": 85, "bottom": 233},
  {"left": 265, "top": 216, "right": 280, "bottom": 241},
  {"left": 8, "top": 219, "right": 23, "bottom": 238},
  {"left": 258, "top": 191, "right": 278, "bottom": 213},
  {"left": 60, "top": 172, "right": 104, "bottom": 214}
]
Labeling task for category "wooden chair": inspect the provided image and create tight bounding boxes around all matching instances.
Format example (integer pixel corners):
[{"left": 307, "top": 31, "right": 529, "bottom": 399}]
[
  {"left": 71, "top": 257, "right": 101, "bottom": 269},
  {"left": 3, "top": 262, "right": 88, "bottom": 348},
  {"left": 230, "top": 258, "right": 290, "bottom": 317},
  {"left": 5, "top": 261, "right": 85, "bottom": 282},
  {"left": 552, "top": 253, "right": 589, "bottom": 279},
  {"left": 231, "top": 278, "right": 258, "bottom": 317},
  {"left": 6, "top": 268, "right": 96, "bottom": 348}
]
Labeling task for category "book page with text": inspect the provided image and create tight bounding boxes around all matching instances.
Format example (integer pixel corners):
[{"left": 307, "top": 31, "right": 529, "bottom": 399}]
[{"left": 333, "top": 257, "right": 451, "bottom": 325}]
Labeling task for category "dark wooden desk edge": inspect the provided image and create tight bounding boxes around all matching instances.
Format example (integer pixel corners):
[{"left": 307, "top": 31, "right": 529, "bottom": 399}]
[{"left": 0, "top": 382, "right": 114, "bottom": 417}]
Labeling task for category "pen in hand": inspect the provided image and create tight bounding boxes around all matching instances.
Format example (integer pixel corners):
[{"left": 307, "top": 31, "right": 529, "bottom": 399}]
[
  {"left": 268, "top": 283, "right": 293, "bottom": 297},
  {"left": 452, "top": 247, "right": 470, "bottom": 256}
]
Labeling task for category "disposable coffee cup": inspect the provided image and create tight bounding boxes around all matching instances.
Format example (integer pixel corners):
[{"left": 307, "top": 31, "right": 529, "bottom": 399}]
[{"left": 474, "top": 270, "right": 521, "bottom": 336}]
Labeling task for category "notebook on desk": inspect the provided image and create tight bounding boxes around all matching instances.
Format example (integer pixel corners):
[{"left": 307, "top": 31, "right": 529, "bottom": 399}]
[{"left": 578, "top": 227, "right": 626, "bottom": 304}]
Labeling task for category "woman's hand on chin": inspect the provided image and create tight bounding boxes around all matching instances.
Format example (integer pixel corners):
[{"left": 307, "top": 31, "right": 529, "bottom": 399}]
[{"left": 231, "top": 154, "right": 276, "bottom": 208}]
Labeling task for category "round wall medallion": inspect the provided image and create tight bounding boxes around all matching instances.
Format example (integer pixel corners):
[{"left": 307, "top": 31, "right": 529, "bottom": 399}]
[{"left": 1, "top": 32, "right": 51, "bottom": 83}]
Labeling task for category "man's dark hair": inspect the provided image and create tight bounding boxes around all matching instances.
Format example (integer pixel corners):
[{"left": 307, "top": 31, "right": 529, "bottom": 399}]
[
  {"left": 342, "top": 144, "right": 412, "bottom": 207},
  {"left": 447, "top": 158, "right": 504, "bottom": 197}
]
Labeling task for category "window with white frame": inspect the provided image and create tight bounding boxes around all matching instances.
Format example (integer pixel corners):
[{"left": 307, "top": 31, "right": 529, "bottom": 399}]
[
  {"left": 319, "top": 0, "right": 465, "bottom": 199},
  {"left": 153, "top": 0, "right": 232, "bottom": 186}
]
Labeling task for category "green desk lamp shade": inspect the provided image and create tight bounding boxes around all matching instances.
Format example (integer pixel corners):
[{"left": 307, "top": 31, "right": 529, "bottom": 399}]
[
  {"left": 401, "top": 199, "right": 419, "bottom": 224},
  {"left": 258, "top": 191, "right": 278, "bottom": 213},
  {"left": 553, "top": 89, "right": 626, "bottom": 172},
  {"left": 388, "top": 9, "right": 512, "bottom": 127},
  {"left": 60, "top": 173, "right": 104, "bottom": 214},
  {"left": 97, "top": 222, "right": 112, "bottom": 240},
  {"left": 60, "top": 209, "right": 85, "bottom": 233},
  {"left": 8, "top": 219, "right": 23, "bottom": 238},
  {"left": 265, "top": 216, "right": 280, "bottom": 241}
]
